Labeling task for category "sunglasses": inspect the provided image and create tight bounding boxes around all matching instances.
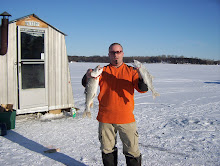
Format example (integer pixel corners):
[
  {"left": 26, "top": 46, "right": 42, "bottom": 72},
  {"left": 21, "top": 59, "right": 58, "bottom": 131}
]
[{"left": 109, "top": 51, "right": 123, "bottom": 55}]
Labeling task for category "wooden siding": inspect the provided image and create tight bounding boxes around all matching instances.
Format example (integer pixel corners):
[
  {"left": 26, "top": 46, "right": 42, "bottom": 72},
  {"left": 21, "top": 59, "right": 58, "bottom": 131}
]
[{"left": 16, "top": 15, "right": 48, "bottom": 28}]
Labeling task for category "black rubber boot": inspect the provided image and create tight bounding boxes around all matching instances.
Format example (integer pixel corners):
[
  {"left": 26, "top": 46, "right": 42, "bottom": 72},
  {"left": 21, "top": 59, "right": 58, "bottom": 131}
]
[
  {"left": 125, "top": 154, "right": 142, "bottom": 166},
  {"left": 102, "top": 148, "right": 118, "bottom": 166}
]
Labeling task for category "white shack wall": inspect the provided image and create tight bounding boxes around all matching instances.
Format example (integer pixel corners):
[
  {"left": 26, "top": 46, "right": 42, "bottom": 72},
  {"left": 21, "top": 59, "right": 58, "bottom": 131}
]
[
  {"left": 0, "top": 22, "right": 17, "bottom": 107},
  {"left": 0, "top": 22, "right": 74, "bottom": 111},
  {"left": 48, "top": 26, "right": 74, "bottom": 110}
]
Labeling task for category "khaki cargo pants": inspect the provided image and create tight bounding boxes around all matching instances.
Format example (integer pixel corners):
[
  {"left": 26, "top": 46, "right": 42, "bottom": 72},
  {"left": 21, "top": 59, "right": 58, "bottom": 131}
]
[{"left": 98, "top": 122, "right": 140, "bottom": 158}]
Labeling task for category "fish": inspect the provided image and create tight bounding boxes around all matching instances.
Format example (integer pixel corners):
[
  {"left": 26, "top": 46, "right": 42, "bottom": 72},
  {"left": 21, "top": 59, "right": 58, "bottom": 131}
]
[
  {"left": 133, "top": 60, "right": 160, "bottom": 99},
  {"left": 83, "top": 65, "right": 103, "bottom": 118}
]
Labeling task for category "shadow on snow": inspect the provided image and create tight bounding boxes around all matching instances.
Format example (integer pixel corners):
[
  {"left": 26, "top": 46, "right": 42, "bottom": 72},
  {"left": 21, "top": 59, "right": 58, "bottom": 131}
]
[
  {"left": 4, "top": 130, "right": 86, "bottom": 166},
  {"left": 139, "top": 143, "right": 190, "bottom": 158}
]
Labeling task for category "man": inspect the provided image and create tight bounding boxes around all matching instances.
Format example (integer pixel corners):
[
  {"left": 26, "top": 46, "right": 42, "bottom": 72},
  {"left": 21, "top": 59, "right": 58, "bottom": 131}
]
[{"left": 82, "top": 43, "right": 148, "bottom": 166}]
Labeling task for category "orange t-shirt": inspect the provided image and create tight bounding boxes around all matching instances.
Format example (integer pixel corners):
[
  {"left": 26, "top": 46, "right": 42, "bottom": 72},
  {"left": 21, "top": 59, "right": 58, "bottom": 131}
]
[{"left": 97, "top": 63, "right": 147, "bottom": 124}]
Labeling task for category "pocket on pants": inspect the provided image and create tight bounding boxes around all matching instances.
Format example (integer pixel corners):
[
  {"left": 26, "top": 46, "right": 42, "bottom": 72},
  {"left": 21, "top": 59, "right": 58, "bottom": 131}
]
[{"left": 119, "top": 122, "right": 140, "bottom": 157}]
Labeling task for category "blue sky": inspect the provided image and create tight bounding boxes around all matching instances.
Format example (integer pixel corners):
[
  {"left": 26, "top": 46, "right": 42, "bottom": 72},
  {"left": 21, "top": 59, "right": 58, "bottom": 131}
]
[{"left": 1, "top": 0, "right": 220, "bottom": 60}]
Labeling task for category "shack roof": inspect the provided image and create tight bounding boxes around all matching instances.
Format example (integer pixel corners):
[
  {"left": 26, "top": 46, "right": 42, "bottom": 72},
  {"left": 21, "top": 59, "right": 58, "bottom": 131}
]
[{"left": 9, "top": 13, "right": 67, "bottom": 36}]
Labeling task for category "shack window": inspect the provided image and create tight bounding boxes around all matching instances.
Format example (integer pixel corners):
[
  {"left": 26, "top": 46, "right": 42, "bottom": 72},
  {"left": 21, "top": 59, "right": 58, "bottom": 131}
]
[
  {"left": 21, "top": 32, "right": 44, "bottom": 60},
  {"left": 21, "top": 64, "right": 45, "bottom": 89}
]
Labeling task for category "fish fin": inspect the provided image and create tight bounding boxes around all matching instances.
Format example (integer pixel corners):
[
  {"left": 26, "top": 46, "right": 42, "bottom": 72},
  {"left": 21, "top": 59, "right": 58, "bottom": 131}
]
[{"left": 90, "top": 102, "right": 93, "bottom": 108}]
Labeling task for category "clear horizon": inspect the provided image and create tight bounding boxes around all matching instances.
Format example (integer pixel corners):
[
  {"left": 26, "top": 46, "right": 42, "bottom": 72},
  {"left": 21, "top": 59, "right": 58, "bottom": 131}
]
[{"left": 1, "top": 0, "right": 220, "bottom": 60}]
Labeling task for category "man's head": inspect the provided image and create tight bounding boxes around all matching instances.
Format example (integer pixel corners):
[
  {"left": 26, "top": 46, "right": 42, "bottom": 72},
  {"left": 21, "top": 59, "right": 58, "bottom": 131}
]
[{"left": 108, "top": 43, "right": 124, "bottom": 67}]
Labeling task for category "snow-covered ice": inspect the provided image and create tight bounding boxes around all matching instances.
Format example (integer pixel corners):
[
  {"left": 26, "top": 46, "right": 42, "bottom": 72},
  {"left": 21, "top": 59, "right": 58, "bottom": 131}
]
[{"left": 0, "top": 63, "right": 220, "bottom": 166}]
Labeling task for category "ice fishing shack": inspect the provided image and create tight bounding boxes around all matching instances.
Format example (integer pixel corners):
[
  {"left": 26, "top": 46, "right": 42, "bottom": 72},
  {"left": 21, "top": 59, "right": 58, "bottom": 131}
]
[{"left": 0, "top": 12, "right": 74, "bottom": 114}]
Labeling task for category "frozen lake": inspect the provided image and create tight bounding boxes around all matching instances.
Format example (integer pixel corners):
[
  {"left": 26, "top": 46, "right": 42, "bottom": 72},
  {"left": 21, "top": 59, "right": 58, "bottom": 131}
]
[{"left": 0, "top": 62, "right": 220, "bottom": 166}]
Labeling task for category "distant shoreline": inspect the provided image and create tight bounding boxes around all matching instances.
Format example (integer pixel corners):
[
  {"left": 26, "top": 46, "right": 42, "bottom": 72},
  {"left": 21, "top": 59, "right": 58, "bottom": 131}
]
[{"left": 68, "top": 55, "right": 220, "bottom": 65}]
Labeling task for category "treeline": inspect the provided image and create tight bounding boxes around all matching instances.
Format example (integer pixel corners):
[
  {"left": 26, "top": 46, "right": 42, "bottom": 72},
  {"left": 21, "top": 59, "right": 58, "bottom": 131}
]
[{"left": 68, "top": 55, "right": 220, "bottom": 65}]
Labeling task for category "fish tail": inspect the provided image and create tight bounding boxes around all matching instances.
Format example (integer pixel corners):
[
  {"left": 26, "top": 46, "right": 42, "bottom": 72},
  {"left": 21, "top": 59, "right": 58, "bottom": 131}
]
[
  {"left": 83, "top": 111, "right": 91, "bottom": 118},
  {"left": 83, "top": 105, "right": 92, "bottom": 118},
  {"left": 153, "top": 92, "right": 160, "bottom": 99}
]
